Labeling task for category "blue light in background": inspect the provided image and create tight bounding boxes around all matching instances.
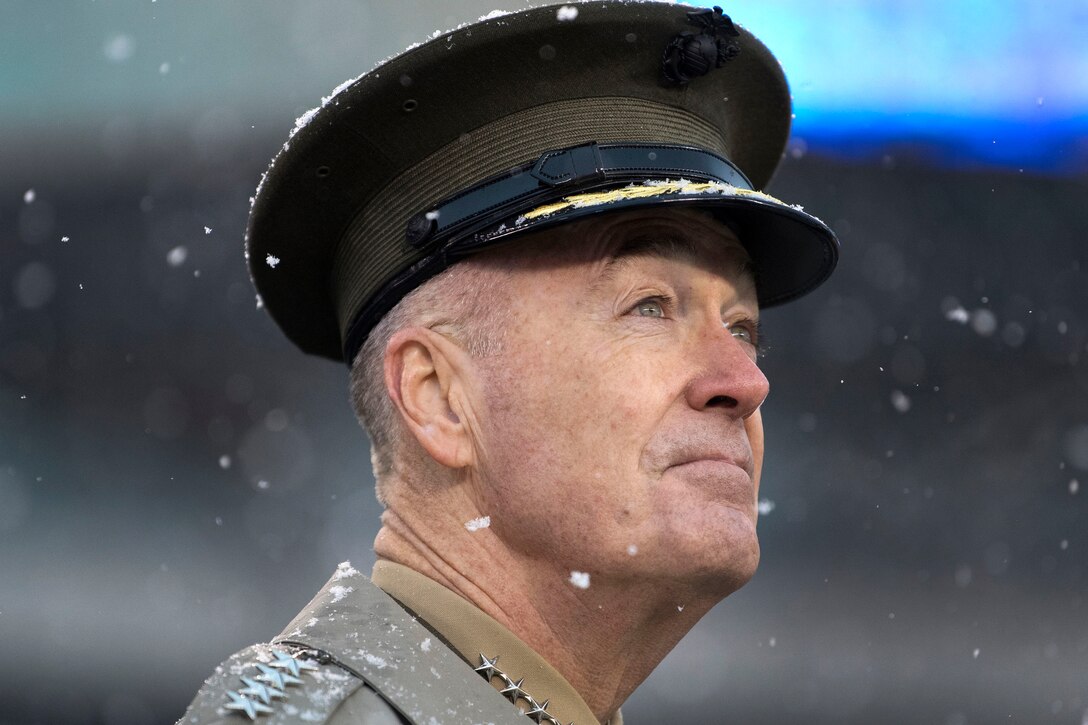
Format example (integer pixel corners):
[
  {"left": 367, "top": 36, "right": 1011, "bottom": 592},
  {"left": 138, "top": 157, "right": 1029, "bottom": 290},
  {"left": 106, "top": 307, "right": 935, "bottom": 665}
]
[
  {"left": 731, "top": 0, "right": 1088, "bottom": 173},
  {"left": 2, "top": 2, "right": 1085, "bottom": 175}
]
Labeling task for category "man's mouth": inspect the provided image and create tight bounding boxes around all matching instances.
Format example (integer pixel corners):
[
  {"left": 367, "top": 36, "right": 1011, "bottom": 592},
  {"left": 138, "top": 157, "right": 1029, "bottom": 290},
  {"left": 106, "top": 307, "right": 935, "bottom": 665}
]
[{"left": 667, "top": 450, "right": 753, "bottom": 478}]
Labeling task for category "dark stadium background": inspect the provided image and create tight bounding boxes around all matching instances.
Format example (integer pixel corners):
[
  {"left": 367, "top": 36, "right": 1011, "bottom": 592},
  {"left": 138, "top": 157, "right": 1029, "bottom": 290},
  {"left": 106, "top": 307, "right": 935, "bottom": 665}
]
[{"left": 1, "top": 1, "right": 1085, "bottom": 723}]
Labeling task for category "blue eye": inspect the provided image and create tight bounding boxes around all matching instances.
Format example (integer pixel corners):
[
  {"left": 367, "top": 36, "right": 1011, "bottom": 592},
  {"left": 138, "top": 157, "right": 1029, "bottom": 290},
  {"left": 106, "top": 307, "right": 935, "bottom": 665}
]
[
  {"left": 726, "top": 320, "right": 762, "bottom": 349},
  {"left": 729, "top": 326, "right": 753, "bottom": 343},
  {"left": 635, "top": 299, "right": 665, "bottom": 318}
]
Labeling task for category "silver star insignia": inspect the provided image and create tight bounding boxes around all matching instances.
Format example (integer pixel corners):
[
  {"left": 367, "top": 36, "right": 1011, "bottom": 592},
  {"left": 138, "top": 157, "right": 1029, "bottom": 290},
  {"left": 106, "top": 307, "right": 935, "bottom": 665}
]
[
  {"left": 255, "top": 663, "right": 304, "bottom": 690},
  {"left": 499, "top": 676, "right": 528, "bottom": 703},
  {"left": 269, "top": 648, "right": 319, "bottom": 677},
  {"left": 238, "top": 676, "right": 287, "bottom": 705},
  {"left": 474, "top": 653, "right": 501, "bottom": 681},
  {"left": 525, "top": 698, "right": 552, "bottom": 723},
  {"left": 223, "top": 690, "right": 273, "bottom": 720}
]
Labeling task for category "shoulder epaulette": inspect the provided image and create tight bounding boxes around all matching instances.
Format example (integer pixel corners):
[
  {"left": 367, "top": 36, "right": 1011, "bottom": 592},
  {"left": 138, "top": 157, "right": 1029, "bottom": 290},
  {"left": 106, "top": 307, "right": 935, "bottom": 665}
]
[{"left": 178, "top": 642, "right": 367, "bottom": 724}]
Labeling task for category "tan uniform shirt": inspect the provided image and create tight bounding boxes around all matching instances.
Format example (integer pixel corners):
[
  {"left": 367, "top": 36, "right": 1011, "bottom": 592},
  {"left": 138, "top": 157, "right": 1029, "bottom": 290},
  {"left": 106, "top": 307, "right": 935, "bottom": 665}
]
[{"left": 373, "top": 561, "right": 622, "bottom": 725}]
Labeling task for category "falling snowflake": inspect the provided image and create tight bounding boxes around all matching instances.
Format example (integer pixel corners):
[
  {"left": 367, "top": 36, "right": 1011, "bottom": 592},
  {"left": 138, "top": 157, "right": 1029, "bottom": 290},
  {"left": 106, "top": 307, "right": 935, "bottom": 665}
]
[
  {"left": 103, "top": 34, "right": 134, "bottom": 62},
  {"left": 265, "top": 254, "right": 281, "bottom": 268},
  {"left": 945, "top": 306, "right": 969, "bottom": 324},
  {"left": 166, "top": 246, "right": 188, "bottom": 267},
  {"left": 23, "top": 189, "right": 35, "bottom": 204},
  {"left": 569, "top": 571, "right": 590, "bottom": 589},
  {"left": 464, "top": 515, "right": 491, "bottom": 532},
  {"left": 970, "top": 309, "right": 997, "bottom": 336},
  {"left": 218, "top": 455, "right": 231, "bottom": 469},
  {"left": 204, "top": 226, "right": 212, "bottom": 235},
  {"left": 891, "top": 390, "right": 912, "bottom": 413},
  {"left": 757, "top": 498, "right": 776, "bottom": 515},
  {"left": 556, "top": 6, "right": 578, "bottom": 21}
]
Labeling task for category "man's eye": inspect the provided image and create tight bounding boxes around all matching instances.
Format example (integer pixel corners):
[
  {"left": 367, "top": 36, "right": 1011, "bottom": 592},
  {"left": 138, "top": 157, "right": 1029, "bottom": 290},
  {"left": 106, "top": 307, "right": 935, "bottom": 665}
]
[
  {"left": 635, "top": 299, "right": 665, "bottom": 318},
  {"left": 727, "top": 321, "right": 760, "bottom": 347}
]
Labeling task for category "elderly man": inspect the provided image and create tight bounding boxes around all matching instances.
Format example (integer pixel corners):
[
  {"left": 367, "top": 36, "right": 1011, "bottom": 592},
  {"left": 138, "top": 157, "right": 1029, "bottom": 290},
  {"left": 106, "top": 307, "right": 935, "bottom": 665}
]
[{"left": 182, "top": 3, "right": 838, "bottom": 724}]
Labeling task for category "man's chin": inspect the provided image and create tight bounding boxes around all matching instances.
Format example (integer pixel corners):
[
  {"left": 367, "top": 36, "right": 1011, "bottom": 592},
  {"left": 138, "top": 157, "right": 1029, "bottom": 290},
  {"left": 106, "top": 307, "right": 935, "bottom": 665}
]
[
  {"left": 701, "top": 535, "right": 761, "bottom": 595},
  {"left": 656, "top": 520, "right": 761, "bottom": 594},
  {"left": 698, "top": 507, "right": 761, "bottom": 591}
]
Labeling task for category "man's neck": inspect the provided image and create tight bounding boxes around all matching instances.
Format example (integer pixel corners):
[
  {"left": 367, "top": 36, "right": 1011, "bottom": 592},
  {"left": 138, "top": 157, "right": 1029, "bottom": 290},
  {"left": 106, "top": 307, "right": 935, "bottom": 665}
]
[{"left": 373, "top": 506, "right": 728, "bottom": 723}]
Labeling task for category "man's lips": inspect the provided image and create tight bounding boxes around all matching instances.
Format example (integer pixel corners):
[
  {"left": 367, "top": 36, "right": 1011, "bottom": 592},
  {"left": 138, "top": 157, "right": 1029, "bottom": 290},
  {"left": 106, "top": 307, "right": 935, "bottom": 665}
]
[
  {"left": 666, "top": 453, "right": 753, "bottom": 478},
  {"left": 644, "top": 427, "right": 756, "bottom": 478}
]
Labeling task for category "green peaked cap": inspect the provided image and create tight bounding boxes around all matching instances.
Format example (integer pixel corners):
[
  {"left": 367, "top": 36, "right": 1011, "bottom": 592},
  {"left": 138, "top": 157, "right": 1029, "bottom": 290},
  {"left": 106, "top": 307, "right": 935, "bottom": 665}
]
[{"left": 246, "top": 1, "right": 839, "bottom": 364}]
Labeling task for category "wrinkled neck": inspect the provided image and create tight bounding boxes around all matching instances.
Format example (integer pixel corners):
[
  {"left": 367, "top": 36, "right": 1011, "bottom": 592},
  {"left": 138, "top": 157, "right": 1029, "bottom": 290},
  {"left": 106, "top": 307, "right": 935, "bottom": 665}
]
[{"left": 373, "top": 487, "right": 727, "bottom": 722}]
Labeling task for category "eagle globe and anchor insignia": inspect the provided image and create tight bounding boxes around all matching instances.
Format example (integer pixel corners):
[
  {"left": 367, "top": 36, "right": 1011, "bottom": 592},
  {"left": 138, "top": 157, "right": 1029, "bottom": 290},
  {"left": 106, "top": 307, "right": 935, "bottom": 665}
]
[{"left": 662, "top": 6, "right": 742, "bottom": 86}]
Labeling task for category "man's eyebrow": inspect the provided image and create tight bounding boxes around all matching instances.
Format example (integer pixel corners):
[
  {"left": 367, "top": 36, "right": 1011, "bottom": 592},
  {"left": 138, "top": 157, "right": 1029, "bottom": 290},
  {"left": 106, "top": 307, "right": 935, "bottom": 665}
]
[{"left": 594, "top": 233, "right": 755, "bottom": 286}]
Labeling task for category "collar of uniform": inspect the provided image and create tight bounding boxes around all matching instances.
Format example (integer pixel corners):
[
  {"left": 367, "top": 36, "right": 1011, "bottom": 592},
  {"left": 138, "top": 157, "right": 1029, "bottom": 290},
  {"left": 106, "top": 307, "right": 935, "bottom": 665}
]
[{"left": 372, "top": 560, "right": 622, "bottom": 725}]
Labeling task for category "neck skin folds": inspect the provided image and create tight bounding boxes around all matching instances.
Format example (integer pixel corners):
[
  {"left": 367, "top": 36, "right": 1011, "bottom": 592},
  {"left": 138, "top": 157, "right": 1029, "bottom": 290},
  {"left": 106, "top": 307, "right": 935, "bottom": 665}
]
[{"left": 373, "top": 473, "right": 738, "bottom": 724}]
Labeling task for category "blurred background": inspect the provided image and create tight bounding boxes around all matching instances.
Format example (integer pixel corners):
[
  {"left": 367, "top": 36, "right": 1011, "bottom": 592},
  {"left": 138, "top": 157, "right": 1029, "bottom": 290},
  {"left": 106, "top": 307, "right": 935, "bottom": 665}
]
[{"left": 1, "top": 1, "right": 1086, "bottom": 723}]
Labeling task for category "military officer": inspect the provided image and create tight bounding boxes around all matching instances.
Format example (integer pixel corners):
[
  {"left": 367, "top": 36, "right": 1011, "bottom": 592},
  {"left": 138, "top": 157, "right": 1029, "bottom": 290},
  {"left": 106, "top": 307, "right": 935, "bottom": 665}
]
[{"left": 180, "top": 2, "right": 839, "bottom": 723}]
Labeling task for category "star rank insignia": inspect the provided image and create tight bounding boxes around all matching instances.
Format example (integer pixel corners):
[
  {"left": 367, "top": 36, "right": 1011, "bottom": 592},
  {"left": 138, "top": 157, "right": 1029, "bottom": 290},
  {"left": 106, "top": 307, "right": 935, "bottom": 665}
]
[
  {"left": 221, "top": 648, "right": 318, "bottom": 719},
  {"left": 238, "top": 677, "right": 286, "bottom": 705},
  {"left": 269, "top": 647, "right": 320, "bottom": 677},
  {"left": 474, "top": 653, "right": 502, "bottom": 680},
  {"left": 475, "top": 653, "right": 569, "bottom": 725},
  {"left": 254, "top": 662, "right": 304, "bottom": 690},
  {"left": 224, "top": 690, "right": 274, "bottom": 720},
  {"left": 526, "top": 698, "right": 561, "bottom": 725},
  {"left": 499, "top": 675, "right": 528, "bottom": 703}
]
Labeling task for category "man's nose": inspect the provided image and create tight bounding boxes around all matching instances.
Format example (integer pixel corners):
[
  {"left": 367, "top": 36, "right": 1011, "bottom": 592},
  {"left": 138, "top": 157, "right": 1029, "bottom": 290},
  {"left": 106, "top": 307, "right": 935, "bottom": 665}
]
[{"left": 683, "top": 323, "right": 770, "bottom": 419}]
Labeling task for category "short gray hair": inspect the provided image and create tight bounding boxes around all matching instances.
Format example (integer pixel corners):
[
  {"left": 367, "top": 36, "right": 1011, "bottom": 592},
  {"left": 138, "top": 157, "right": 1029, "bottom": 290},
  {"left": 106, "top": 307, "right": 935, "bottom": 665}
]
[{"left": 348, "top": 259, "right": 509, "bottom": 501}]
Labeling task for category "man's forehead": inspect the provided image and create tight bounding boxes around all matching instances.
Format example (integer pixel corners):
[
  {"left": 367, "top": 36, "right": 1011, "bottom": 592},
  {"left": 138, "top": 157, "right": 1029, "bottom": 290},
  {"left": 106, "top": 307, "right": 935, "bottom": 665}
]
[
  {"left": 602, "top": 223, "right": 751, "bottom": 271},
  {"left": 578, "top": 209, "right": 755, "bottom": 286},
  {"left": 476, "top": 208, "right": 758, "bottom": 299},
  {"left": 522, "top": 208, "right": 745, "bottom": 261}
]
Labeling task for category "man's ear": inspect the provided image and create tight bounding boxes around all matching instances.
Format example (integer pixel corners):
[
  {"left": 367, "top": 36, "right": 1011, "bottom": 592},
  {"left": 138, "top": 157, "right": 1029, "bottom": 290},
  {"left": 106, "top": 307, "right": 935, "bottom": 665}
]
[{"left": 384, "top": 327, "right": 475, "bottom": 470}]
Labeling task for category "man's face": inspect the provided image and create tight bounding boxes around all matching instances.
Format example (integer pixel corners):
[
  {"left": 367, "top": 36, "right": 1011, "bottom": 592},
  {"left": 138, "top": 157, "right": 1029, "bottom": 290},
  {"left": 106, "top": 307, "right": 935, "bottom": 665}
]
[{"left": 465, "top": 207, "right": 769, "bottom": 594}]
